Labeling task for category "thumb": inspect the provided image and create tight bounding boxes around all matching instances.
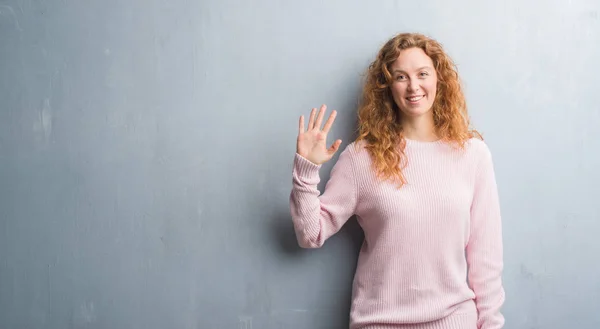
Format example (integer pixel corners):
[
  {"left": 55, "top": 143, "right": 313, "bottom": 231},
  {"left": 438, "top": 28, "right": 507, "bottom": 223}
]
[{"left": 328, "top": 139, "right": 342, "bottom": 155}]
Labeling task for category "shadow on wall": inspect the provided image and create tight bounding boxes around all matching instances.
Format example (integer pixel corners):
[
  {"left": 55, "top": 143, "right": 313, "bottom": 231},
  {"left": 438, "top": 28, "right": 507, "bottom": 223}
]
[{"left": 271, "top": 208, "right": 364, "bottom": 258}]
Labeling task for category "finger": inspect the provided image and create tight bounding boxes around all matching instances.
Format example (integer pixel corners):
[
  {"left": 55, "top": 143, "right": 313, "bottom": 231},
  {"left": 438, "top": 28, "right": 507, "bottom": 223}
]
[
  {"left": 328, "top": 139, "right": 342, "bottom": 154},
  {"left": 308, "top": 108, "right": 316, "bottom": 130},
  {"left": 314, "top": 104, "right": 326, "bottom": 130},
  {"left": 299, "top": 115, "right": 305, "bottom": 134},
  {"left": 322, "top": 110, "right": 337, "bottom": 134}
]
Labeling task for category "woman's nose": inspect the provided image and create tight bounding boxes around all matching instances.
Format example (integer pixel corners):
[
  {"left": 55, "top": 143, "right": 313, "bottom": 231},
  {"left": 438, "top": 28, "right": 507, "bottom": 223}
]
[{"left": 407, "top": 80, "right": 419, "bottom": 93}]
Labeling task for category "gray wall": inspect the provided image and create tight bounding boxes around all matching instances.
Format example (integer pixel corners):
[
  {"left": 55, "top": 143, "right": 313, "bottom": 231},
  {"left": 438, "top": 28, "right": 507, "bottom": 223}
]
[{"left": 1, "top": 0, "right": 599, "bottom": 328}]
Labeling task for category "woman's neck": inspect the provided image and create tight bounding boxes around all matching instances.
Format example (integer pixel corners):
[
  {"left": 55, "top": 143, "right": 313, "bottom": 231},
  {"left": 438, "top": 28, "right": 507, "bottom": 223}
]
[{"left": 401, "top": 115, "right": 438, "bottom": 142}]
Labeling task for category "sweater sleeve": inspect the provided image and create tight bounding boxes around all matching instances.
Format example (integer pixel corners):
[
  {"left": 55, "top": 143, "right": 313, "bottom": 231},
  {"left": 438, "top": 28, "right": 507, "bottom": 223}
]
[
  {"left": 467, "top": 144, "right": 506, "bottom": 329},
  {"left": 289, "top": 145, "right": 358, "bottom": 248}
]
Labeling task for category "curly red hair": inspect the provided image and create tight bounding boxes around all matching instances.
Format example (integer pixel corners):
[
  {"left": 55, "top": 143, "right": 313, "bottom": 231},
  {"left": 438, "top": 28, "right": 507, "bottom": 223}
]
[{"left": 355, "top": 32, "right": 482, "bottom": 187}]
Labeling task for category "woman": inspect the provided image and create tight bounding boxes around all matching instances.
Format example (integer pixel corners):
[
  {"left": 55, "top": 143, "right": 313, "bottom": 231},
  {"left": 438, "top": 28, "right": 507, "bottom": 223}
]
[{"left": 290, "top": 33, "right": 505, "bottom": 329}]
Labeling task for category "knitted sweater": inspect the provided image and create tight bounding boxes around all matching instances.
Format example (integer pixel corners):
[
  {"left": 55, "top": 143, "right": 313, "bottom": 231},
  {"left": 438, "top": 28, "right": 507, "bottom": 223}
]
[{"left": 289, "top": 138, "right": 505, "bottom": 329}]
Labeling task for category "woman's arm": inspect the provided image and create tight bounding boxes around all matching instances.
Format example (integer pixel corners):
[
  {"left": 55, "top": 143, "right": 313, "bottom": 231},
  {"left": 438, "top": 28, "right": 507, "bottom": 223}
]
[
  {"left": 467, "top": 143, "right": 506, "bottom": 329},
  {"left": 289, "top": 146, "right": 358, "bottom": 248}
]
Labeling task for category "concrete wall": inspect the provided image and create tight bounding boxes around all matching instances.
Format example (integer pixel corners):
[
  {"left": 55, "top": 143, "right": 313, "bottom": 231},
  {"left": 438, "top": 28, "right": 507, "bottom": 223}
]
[{"left": 1, "top": 0, "right": 599, "bottom": 328}]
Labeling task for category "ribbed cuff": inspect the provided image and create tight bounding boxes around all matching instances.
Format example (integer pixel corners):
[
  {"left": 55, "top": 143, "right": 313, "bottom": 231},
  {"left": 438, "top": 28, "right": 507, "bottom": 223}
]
[
  {"left": 293, "top": 153, "right": 321, "bottom": 179},
  {"left": 358, "top": 311, "right": 477, "bottom": 329}
]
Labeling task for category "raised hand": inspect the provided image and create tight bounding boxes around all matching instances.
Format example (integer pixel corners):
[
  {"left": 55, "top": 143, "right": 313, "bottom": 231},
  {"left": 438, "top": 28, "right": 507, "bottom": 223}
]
[{"left": 296, "top": 104, "right": 342, "bottom": 165}]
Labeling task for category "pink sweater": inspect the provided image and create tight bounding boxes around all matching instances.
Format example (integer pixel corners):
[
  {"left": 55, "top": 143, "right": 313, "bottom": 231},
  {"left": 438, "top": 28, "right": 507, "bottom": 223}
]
[{"left": 289, "top": 138, "right": 505, "bottom": 329}]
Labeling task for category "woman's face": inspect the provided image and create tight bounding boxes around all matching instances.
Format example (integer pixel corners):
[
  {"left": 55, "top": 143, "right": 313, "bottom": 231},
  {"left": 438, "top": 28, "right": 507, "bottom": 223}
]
[{"left": 389, "top": 47, "right": 438, "bottom": 118}]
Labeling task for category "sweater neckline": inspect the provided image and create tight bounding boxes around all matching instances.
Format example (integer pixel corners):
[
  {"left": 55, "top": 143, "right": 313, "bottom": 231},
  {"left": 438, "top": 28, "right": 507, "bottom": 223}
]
[{"left": 404, "top": 137, "right": 445, "bottom": 146}]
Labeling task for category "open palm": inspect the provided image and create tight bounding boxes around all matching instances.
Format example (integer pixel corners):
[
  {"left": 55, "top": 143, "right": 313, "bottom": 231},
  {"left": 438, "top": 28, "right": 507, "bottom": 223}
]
[{"left": 297, "top": 104, "right": 342, "bottom": 165}]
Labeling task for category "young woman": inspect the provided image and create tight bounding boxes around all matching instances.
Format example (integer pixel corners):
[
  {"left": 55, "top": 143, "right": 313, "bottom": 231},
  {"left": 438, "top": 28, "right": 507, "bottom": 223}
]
[{"left": 290, "top": 33, "right": 505, "bottom": 329}]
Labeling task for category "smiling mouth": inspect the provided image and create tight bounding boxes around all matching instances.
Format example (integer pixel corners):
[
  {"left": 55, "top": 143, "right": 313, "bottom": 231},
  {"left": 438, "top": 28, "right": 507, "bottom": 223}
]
[{"left": 406, "top": 95, "right": 424, "bottom": 102}]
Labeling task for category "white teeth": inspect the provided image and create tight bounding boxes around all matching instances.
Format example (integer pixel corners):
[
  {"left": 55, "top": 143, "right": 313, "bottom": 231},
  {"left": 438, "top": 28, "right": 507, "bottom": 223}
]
[{"left": 407, "top": 96, "right": 423, "bottom": 101}]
